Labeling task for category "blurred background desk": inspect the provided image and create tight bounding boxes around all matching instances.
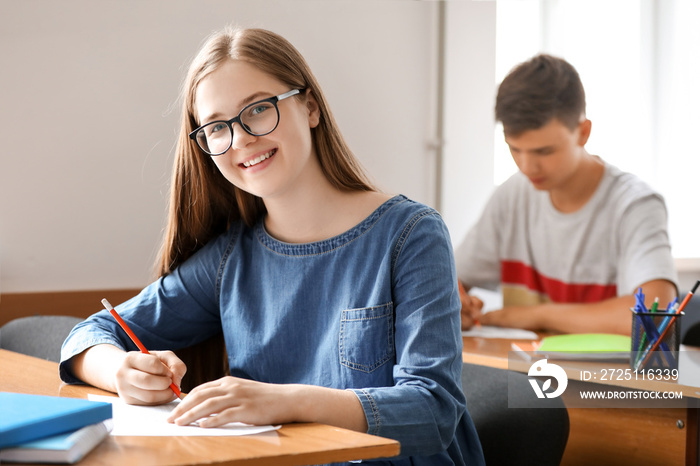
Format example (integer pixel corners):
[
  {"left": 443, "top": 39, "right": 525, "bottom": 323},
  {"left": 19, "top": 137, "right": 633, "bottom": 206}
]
[
  {"left": 462, "top": 335, "right": 700, "bottom": 466},
  {"left": 0, "top": 349, "right": 400, "bottom": 466}
]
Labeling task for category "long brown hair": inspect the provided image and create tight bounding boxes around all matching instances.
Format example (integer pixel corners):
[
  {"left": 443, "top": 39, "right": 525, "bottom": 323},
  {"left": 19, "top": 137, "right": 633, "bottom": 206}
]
[{"left": 156, "top": 27, "right": 375, "bottom": 277}]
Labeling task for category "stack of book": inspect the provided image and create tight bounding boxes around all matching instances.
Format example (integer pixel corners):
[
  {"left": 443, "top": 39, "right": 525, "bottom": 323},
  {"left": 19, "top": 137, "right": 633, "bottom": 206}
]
[{"left": 0, "top": 392, "right": 113, "bottom": 464}]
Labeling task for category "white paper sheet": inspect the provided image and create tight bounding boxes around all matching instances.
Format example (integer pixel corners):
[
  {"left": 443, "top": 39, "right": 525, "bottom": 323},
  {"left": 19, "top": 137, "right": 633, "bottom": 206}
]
[
  {"left": 460, "top": 287, "right": 538, "bottom": 339},
  {"left": 462, "top": 325, "right": 539, "bottom": 340},
  {"left": 88, "top": 394, "right": 280, "bottom": 437},
  {"left": 468, "top": 287, "right": 503, "bottom": 312},
  {"left": 678, "top": 345, "right": 700, "bottom": 395}
]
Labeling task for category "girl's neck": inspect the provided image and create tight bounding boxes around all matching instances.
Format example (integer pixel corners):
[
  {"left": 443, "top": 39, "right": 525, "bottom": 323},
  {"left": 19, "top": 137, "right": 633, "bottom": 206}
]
[{"left": 263, "top": 178, "right": 390, "bottom": 244}]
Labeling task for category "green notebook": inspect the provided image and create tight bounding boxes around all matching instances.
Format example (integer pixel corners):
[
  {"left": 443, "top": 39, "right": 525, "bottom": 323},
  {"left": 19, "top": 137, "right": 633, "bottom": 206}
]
[{"left": 535, "top": 333, "right": 631, "bottom": 360}]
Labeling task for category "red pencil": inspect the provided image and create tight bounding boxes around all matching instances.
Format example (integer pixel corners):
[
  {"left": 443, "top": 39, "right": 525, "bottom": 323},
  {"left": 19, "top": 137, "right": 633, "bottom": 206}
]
[{"left": 102, "top": 298, "right": 184, "bottom": 400}]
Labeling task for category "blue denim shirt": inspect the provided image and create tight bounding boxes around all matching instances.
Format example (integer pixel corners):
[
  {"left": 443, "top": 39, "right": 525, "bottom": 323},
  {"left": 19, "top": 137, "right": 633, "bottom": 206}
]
[{"left": 60, "top": 195, "right": 484, "bottom": 465}]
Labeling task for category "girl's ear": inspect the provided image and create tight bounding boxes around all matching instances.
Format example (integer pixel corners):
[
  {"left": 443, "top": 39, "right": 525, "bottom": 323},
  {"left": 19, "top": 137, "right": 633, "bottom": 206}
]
[{"left": 305, "top": 90, "right": 321, "bottom": 128}]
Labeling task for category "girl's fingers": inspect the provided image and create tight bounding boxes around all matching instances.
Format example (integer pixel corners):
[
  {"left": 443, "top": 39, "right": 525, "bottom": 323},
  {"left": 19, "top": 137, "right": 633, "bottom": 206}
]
[
  {"left": 168, "top": 387, "right": 234, "bottom": 425},
  {"left": 116, "top": 352, "right": 182, "bottom": 405},
  {"left": 152, "top": 351, "right": 187, "bottom": 387}
]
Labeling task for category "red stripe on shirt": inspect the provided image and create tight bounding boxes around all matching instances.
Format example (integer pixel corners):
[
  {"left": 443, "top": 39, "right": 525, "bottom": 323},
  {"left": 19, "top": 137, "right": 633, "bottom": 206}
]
[{"left": 501, "top": 260, "right": 617, "bottom": 303}]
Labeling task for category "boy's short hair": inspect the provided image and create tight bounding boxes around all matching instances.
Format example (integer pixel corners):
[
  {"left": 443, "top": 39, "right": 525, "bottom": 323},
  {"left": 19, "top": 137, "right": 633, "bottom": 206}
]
[{"left": 495, "top": 54, "right": 586, "bottom": 136}]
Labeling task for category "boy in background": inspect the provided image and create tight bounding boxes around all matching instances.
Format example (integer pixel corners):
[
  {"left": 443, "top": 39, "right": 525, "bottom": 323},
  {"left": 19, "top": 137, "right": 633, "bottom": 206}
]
[{"left": 457, "top": 54, "right": 677, "bottom": 335}]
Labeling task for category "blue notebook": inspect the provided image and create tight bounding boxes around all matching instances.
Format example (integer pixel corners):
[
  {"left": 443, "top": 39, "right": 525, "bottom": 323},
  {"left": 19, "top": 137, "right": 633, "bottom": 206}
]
[
  {"left": 0, "top": 392, "right": 112, "bottom": 449},
  {"left": 0, "top": 421, "right": 110, "bottom": 464}
]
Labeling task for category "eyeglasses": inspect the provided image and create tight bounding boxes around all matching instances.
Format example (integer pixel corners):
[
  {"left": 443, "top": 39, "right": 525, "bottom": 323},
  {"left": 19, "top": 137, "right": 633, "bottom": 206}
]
[{"left": 189, "top": 89, "right": 304, "bottom": 156}]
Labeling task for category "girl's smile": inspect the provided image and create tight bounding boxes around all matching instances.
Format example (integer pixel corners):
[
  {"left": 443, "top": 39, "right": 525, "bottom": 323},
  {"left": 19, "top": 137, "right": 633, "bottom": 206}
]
[{"left": 241, "top": 148, "right": 277, "bottom": 169}]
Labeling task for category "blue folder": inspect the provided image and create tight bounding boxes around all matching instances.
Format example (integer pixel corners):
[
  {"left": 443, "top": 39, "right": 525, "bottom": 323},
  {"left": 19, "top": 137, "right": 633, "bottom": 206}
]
[{"left": 0, "top": 392, "right": 112, "bottom": 449}]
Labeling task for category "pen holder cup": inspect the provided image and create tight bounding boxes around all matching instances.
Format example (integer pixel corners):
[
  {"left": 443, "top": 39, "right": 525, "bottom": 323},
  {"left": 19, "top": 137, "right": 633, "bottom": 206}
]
[{"left": 631, "top": 310, "right": 683, "bottom": 371}]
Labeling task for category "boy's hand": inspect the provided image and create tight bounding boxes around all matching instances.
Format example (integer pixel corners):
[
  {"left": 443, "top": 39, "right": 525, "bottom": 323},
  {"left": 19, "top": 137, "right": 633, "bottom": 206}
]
[
  {"left": 479, "top": 306, "right": 539, "bottom": 330},
  {"left": 459, "top": 282, "right": 484, "bottom": 330}
]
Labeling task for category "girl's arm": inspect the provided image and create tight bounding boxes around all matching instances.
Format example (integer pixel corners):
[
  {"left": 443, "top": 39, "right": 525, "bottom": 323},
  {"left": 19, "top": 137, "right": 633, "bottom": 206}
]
[
  {"left": 60, "top": 229, "right": 235, "bottom": 394},
  {"left": 167, "top": 377, "right": 367, "bottom": 432}
]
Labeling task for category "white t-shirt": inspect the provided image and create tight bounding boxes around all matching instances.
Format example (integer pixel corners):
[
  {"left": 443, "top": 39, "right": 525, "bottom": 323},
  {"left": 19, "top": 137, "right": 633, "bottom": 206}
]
[{"left": 455, "top": 160, "right": 678, "bottom": 306}]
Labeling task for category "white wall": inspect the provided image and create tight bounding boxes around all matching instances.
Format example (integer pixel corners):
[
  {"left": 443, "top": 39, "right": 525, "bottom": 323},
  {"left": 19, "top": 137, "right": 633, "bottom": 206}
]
[
  {"left": 0, "top": 0, "right": 445, "bottom": 293},
  {"left": 440, "top": 1, "right": 497, "bottom": 246}
]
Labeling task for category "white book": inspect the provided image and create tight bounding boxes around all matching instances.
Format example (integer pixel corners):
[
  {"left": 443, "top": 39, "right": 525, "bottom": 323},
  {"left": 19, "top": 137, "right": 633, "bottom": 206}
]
[{"left": 0, "top": 421, "right": 111, "bottom": 464}]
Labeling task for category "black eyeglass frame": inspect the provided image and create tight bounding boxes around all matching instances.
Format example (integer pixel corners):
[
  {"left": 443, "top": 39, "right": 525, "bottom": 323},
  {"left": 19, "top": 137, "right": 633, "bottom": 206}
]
[{"left": 189, "top": 88, "right": 305, "bottom": 156}]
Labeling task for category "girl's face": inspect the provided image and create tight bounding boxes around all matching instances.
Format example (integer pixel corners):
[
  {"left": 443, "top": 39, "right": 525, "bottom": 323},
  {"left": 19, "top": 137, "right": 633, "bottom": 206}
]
[{"left": 194, "top": 59, "right": 320, "bottom": 200}]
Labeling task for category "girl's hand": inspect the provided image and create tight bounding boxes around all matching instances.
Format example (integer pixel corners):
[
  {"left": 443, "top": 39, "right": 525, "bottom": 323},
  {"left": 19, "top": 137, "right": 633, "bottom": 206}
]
[
  {"left": 166, "top": 377, "right": 298, "bottom": 428},
  {"left": 115, "top": 350, "right": 186, "bottom": 406}
]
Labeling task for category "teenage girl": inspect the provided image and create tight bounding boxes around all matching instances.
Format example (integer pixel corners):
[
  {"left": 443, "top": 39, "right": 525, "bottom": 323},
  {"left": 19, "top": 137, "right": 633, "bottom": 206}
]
[{"left": 60, "top": 27, "right": 484, "bottom": 465}]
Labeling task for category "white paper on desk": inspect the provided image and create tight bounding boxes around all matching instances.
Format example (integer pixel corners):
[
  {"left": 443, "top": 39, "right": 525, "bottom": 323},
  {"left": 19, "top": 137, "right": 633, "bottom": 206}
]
[
  {"left": 462, "top": 325, "right": 538, "bottom": 340},
  {"left": 461, "top": 287, "right": 537, "bottom": 339},
  {"left": 678, "top": 345, "right": 700, "bottom": 393},
  {"left": 88, "top": 394, "right": 280, "bottom": 437},
  {"left": 466, "top": 287, "right": 503, "bottom": 312}
]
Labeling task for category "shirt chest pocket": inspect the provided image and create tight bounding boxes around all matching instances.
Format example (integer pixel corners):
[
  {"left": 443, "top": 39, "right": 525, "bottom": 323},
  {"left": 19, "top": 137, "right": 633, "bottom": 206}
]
[{"left": 339, "top": 303, "right": 395, "bottom": 373}]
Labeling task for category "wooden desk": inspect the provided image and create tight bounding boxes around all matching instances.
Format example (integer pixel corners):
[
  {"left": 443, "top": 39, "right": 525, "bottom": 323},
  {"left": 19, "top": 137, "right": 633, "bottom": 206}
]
[
  {"left": 463, "top": 336, "right": 700, "bottom": 466},
  {"left": 0, "top": 349, "right": 400, "bottom": 466}
]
